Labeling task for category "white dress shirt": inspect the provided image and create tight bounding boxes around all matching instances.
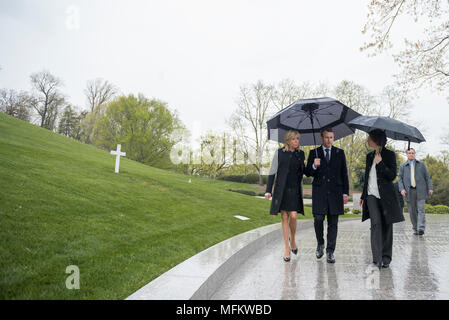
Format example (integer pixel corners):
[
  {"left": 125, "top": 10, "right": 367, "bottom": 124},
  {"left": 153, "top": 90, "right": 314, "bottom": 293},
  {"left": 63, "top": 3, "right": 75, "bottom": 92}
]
[{"left": 367, "top": 157, "right": 381, "bottom": 199}]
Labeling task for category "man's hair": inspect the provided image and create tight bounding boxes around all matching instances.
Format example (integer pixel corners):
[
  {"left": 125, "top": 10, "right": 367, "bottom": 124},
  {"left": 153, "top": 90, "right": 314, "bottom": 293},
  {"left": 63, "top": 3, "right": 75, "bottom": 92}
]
[
  {"left": 320, "top": 127, "right": 334, "bottom": 137},
  {"left": 406, "top": 147, "right": 416, "bottom": 153},
  {"left": 368, "top": 129, "right": 387, "bottom": 148}
]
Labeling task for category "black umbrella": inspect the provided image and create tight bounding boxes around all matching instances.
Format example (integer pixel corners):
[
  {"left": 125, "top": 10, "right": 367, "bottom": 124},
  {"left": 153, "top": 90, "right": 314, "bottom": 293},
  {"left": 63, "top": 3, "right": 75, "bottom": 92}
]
[
  {"left": 266, "top": 97, "right": 361, "bottom": 157},
  {"left": 348, "top": 115, "right": 425, "bottom": 149}
]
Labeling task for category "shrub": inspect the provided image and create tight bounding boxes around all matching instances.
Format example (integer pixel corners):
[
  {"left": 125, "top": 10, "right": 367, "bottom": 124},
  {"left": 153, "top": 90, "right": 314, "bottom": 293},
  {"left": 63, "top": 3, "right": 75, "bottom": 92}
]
[
  {"left": 218, "top": 175, "right": 245, "bottom": 183},
  {"left": 425, "top": 204, "right": 449, "bottom": 214},
  {"left": 404, "top": 203, "right": 449, "bottom": 214},
  {"left": 218, "top": 174, "right": 268, "bottom": 184},
  {"left": 242, "top": 173, "right": 266, "bottom": 184},
  {"left": 427, "top": 180, "right": 449, "bottom": 207},
  {"left": 352, "top": 209, "right": 361, "bottom": 214}
]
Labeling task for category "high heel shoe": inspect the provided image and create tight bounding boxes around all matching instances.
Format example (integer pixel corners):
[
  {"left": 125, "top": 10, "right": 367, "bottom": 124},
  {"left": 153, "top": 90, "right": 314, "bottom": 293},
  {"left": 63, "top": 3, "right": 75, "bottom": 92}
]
[
  {"left": 289, "top": 236, "right": 298, "bottom": 255},
  {"left": 283, "top": 256, "right": 291, "bottom": 262}
]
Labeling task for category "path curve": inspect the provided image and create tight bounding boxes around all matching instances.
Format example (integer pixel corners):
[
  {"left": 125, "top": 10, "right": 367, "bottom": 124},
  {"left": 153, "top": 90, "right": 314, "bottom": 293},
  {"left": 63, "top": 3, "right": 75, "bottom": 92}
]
[{"left": 211, "top": 213, "right": 449, "bottom": 300}]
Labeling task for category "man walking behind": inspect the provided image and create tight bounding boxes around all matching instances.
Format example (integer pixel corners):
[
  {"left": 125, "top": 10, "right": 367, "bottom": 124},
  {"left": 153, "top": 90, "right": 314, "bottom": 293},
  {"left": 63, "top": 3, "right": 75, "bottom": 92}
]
[{"left": 398, "top": 148, "right": 433, "bottom": 235}]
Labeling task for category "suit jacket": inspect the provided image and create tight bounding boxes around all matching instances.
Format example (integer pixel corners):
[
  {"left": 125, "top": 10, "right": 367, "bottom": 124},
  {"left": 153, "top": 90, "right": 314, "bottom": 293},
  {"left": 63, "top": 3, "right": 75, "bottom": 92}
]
[
  {"left": 266, "top": 148, "right": 306, "bottom": 215},
  {"left": 305, "top": 145, "right": 349, "bottom": 215},
  {"left": 398, "top": 159, "right": 433, "bottom": 202},
  {"left": 361, "top": 148, "right": 404, "bottom": 224}
]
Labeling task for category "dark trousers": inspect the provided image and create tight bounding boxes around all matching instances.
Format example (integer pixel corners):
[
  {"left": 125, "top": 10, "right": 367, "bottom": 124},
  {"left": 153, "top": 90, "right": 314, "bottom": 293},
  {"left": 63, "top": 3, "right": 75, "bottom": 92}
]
[
  {"left": 314, "top": 211, "right": 339, "bottom": 254},
  {"left": 366, "top": 195, "right": 393, "bottom": 265}
]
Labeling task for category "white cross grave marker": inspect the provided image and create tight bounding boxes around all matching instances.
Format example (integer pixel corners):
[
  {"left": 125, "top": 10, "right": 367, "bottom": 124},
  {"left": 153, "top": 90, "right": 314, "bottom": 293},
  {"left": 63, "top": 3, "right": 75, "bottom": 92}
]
[{"left": 110, "top": 144, "right": 126, "bottom": 173}]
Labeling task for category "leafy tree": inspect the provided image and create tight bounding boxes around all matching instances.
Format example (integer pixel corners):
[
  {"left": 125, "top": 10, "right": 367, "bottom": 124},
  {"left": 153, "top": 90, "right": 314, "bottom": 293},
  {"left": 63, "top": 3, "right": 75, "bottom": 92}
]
[
  {"left": 58, "top": 105, "right": 86, "bottom": 140},
  {"left": 94, "top": 94, "right": 184, "bottom": 168},
  {"left": 422, "top": 154, "right": 449, "bottom": 206}
]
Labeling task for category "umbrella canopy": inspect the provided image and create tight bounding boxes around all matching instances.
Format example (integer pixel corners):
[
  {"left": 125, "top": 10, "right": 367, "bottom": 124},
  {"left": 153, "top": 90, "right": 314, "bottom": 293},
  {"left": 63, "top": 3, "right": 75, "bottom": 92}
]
[
  {"left": 348, "top": 115, "right": 425, "bottom": 149},
  {"left": 267, "top": 97, "right": 361, "bottom": 146}
]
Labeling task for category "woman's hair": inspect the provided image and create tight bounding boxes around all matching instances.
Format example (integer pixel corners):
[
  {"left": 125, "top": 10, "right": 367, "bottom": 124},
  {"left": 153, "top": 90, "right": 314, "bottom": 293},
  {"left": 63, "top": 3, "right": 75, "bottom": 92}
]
[
  {"left": 369, "top": 129, "right": 387, "bottom": 148},
  {"left": 283, "top": 130, "right": 300, "bottom": 151}
]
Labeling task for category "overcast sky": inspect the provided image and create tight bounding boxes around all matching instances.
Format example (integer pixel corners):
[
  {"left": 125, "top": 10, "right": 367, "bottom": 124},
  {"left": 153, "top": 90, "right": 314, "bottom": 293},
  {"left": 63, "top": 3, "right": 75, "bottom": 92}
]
[{"left": 0, "top": 0, "right": 447, "bottom": 157}]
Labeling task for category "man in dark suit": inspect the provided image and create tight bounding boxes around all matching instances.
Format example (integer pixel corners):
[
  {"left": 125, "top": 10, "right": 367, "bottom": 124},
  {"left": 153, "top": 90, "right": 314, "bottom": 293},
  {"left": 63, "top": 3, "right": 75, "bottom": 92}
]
[{"left": 306, "top": 127, "right": 349, "bottom": 263}]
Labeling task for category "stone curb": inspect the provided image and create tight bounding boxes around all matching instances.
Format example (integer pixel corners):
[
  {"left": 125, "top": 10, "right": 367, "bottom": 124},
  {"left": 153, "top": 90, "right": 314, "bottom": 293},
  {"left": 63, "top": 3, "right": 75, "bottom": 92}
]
[{"left": 125, "top": 218, "right": 359, "bottom": 300}]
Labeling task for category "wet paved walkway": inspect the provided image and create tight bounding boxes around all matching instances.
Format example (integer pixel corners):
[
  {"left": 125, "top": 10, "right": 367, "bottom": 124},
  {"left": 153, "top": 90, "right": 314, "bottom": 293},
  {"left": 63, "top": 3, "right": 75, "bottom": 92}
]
[{"left": 211, "top": 213, "right": 449, "bottom": 300}]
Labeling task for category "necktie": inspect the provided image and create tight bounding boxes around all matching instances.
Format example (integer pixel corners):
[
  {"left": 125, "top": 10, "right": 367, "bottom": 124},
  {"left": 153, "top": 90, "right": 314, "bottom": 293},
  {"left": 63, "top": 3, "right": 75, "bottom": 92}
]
[
  {"left": 411, "top": 161, "right": 416, "bottom": 187},
  {"left": 325, "top": 148, "right": 330, "bottom": 163}
]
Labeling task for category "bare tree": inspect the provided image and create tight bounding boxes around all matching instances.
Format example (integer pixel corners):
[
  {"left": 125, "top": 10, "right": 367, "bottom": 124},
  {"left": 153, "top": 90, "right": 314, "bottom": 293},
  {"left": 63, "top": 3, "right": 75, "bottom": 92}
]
[
  {"left": 0, "top": 88, "right": 32, "bottom": 122},
  {"left": 376, "top": 85, "right": 410, "bottom": 120},
  {"left": 441, "top": 124, "right": 449, "bottom": 166},
  {"left": 30, "top": 70, "right": 65, "bottom": 130},
  {"left": 228, "top": 80, "right": 275, "bottom": 185},
  {"left": 271, "top": 79, "right": 332, "bottom": 112},
  {"left": 333, "top": 80, "right": 376, "bottom": 189},
  {"left": 361, "top": 0, "right": 449, "bottom": 100},
  {"left": 193, "top": 130, "right": 232, "bottom": 179},
  {"left": 271, "top": 79, "right": 310, "bottom": 111},
  {"left": 85, "top": 78, "right": 117, "bottom": 112}
]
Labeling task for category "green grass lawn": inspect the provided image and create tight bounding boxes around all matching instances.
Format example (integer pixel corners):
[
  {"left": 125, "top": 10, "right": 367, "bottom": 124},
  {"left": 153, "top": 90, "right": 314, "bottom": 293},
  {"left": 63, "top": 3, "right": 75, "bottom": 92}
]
[{"left": 0, "top": 113, "right": 358, "bottom": 299}]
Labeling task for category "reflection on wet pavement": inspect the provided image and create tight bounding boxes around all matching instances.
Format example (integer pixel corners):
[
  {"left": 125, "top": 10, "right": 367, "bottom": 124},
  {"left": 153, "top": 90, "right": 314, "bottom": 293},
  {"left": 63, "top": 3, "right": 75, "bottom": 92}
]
[{"left": 211, "top": 214, "right": 449, "bottom": 300}]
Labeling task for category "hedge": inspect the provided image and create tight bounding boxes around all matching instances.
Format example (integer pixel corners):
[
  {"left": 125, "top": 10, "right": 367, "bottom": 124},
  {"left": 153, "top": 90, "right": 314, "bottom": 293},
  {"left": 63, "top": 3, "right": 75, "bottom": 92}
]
[
  {"left": 425, "top": 204, "right": 449, "bottom": 214},
  {"left": 404, "top": 203, "right": 449, "bottom": 214},
  {"left": 227, "top": 189, "right": 265, "bottom": 197},
  {"left": 218, "top": 174, "right": 314, "bottom": 185},
  {"left": 219, "top": 174, "right": 268, "bottom": 184}
]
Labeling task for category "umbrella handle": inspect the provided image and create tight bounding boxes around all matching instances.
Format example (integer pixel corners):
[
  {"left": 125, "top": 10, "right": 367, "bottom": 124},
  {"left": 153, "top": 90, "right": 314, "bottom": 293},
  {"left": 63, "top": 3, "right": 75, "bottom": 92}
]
[{"left": 310, "top": 115, "right": 318, "bottom": 158}]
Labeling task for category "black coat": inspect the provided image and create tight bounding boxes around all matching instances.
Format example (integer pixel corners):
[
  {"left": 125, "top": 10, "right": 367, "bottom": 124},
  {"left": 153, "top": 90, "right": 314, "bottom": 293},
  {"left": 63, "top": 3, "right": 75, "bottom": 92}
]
[
  {"left": 361, "top": 148, "right": 405, "bottom": 224},
  {"left": 393, "top": 181, "right": 404, "bottom": 209},
  {"left": 266, "top": 148, "right": 306, "bottom": 215},
  {"left": 305, "top": 146, "right": 349, "bottom": 215}
]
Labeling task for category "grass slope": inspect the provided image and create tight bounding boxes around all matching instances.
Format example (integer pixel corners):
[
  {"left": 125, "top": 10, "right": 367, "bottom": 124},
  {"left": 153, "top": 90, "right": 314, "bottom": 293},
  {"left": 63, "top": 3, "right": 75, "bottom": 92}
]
[{"left": 0, "top": 113, "right": 356, "bottom": 299}]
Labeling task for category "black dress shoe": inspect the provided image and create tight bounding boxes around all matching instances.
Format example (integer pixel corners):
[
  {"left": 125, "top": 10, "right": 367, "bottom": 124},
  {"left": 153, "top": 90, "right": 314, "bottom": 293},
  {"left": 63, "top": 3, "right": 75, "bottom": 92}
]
[
  {"left": 382, "top": 263, "right": 390, "bottom": 268},
  {"left": 413, "top": 230, "right": 418, "bottom": 235},
  {"left": 326, "top": 252, "right": 335, "bottom": 263},
  {"left": 418, "top": 230, "right": 424, "bottom": 235},
  {"left": 316, "top": 244, "right": 324, "bottom": 259},
  {"left": 373, "top": 261, "right": 382, "bottom": 269}
]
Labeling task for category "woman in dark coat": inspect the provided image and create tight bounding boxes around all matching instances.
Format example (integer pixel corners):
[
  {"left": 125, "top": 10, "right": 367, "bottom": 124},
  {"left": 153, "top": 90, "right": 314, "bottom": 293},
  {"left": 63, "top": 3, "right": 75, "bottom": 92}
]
[
  {"left": 265, "top": 130, "right": 307, "bottom": 262},
  {"left": 359, "top": 129, "right": 405, "bottom": 269}
]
